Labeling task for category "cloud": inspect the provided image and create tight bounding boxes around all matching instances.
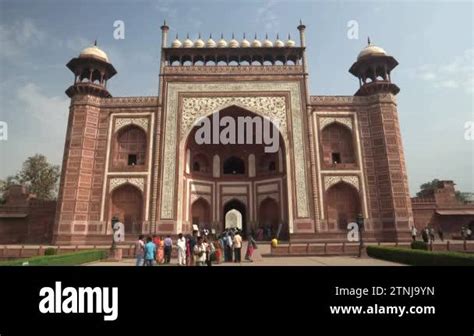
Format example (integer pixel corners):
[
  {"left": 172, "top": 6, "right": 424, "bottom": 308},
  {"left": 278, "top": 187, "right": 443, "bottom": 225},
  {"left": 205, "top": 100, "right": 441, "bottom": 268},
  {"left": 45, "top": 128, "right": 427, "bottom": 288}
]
[
  {"left": 16, "top": 83, "right": 68, "bottom": 134},
  {"left": 415, "top": 48, "right": 474, "bottom": 94},
  {"left": 256, "top": 0, "right": 280, "bottom": 32},
  {"left": 0, "top": 19, "right": 46, "bottom": 60},
  {"left": 155, "top": 0, "right": 178, "bottom": 23},
  {"left": 65, "top": 36, "right": 91, "bottom": 52}
]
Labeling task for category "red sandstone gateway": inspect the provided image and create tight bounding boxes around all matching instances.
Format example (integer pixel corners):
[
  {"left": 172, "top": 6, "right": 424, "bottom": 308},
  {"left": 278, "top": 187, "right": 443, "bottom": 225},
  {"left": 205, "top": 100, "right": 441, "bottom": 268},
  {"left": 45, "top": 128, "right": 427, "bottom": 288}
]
[{"left": 0, "top": 22, "right": 422, "bottom": 245}]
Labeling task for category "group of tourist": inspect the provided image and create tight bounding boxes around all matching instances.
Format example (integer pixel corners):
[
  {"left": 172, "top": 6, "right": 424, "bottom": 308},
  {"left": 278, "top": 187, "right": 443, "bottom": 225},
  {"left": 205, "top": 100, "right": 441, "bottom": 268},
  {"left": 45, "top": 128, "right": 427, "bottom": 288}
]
[
  {"left": 411, "top": 226, "right": 443, "bottom": 243},
  {"left": 411, "top": 225, "right": 473, "bottom": 242},
  {"left": 134, "top": 229, "right": 258, "bottom": 266}
]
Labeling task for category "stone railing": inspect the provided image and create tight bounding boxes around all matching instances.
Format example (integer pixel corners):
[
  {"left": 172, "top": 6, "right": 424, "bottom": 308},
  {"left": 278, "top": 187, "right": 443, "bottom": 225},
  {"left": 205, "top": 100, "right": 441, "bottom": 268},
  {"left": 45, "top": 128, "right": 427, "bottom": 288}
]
[{"left": 270, "top": 240, "right": 474, "bottom": 256}]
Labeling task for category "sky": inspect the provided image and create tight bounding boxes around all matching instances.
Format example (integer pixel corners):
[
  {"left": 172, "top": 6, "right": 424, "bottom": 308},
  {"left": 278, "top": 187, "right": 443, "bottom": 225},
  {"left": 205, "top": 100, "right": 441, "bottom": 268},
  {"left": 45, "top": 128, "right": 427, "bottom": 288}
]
[{"left": 0, "top": 0, "right": 473, "bottom": 195}]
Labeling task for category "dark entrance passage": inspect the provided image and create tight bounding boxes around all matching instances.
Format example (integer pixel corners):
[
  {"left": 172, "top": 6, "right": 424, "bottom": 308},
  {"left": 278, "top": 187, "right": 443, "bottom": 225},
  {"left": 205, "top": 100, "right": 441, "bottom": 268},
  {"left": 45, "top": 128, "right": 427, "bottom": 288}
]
[{"left": 223, "top": 199, "right": 247, "bottom": 236}]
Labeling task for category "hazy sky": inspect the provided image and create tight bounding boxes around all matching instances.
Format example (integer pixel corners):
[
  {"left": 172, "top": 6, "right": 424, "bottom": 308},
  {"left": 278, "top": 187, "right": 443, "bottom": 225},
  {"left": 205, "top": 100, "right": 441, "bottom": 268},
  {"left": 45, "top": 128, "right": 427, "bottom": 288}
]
[{"left": 0, "top": 0, "right": 473, "bottom": 195}]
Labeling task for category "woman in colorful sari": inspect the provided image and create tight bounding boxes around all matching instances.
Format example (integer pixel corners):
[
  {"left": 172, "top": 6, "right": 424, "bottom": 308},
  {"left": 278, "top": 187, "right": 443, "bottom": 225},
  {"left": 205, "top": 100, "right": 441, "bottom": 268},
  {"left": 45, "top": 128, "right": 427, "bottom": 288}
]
[
  {"left": 157, "top": 236, "right": 165, "bottom": 264},
  {"left": 152, "top": 235, "right": 161, "bottom": 264},
  {"left": 245, "top": 234, "right": 258, "bottom": 262}
]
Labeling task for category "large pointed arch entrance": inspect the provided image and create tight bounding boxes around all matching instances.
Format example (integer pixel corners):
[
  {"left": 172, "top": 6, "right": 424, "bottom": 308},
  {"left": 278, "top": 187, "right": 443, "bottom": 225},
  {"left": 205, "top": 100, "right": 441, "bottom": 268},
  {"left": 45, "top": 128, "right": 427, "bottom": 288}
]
[{"left": 180, "top": 105, "right": 290, "bottom": 239}]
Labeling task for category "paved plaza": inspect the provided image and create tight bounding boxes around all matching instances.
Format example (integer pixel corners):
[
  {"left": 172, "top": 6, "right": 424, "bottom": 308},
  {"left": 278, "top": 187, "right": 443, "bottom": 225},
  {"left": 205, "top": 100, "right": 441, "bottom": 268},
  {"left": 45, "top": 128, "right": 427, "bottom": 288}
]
[
  {"left": 86, "top": 255, "right": 403, "bottom": 266},
  {"left": 85, "top": 243, "right": 403, "bottom": 266}
]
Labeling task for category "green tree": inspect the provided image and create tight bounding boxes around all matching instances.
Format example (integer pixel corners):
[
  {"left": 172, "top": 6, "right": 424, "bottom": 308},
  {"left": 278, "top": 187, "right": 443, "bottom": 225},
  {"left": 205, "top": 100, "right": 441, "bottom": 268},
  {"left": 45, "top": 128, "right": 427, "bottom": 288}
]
[
  {"left": 416, "top": 178, "right": 472, "bottom": 203},
  {"left": 416, "top": 179, "right": 440, "bottom": 197},
  {"left": 0, "top": 154, "right": 60, "bottom": 201}
]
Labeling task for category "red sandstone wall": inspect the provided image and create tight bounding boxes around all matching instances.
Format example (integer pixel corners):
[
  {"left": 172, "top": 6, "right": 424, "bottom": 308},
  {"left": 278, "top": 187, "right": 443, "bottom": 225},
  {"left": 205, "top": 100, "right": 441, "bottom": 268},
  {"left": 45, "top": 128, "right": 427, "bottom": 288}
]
[
  {"left": 54, "top": 96, "right": 108, "bottom": 243},
  {"left": 0, "top": 200, "right": 55, "bottom": 244},
  {"left": 357, "top": 94, "right": 412, "bottom": 238}
]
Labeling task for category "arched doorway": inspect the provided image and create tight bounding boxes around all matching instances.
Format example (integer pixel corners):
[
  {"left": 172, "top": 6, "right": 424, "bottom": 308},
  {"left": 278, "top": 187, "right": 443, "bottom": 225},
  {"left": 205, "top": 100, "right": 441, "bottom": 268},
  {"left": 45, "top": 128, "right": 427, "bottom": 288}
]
[
  {"left": 191, "top": 198, "right": 211, "bottom": 229},
  {"left": 321, "top": 123, "right": 355, "bottom": 166},
  {"left": 113, "top": 125, "right": 147, "bottom": 169},
  {"left": 258, "top": 197, "right": 282, "bottom": 239},
  {"left": 224, "top": 209, "right": 243, "bottom": 230},
  {"left": 110, "top": 184, "right": 143, "bottom": 234},
  {"left": 223, "top": 199, "right": 247, "bottom": 235},
  {"left": 325, "top": 182, "right": 361, "bottom": 230}
]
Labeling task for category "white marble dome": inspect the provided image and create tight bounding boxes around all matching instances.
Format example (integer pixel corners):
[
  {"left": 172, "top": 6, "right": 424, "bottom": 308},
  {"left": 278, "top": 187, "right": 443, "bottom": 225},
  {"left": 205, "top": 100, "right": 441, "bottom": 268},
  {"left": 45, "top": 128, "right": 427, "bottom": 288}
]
[
  {"left": 229, "top": 34, "right": 239, "bottom": 48},
  {"left": 171, "top": 35, "right": 182, "bottom": 48},
  {"left": 194, "top": 34, "right": 205, "bottom": 48},
  {"left": 241, "top": 34, "right": 250, "bottom": 48},
  {"left": 206, "top": 35, "right": 216, "bottom": 48},
  {"left": 286, "top": 34, "right": 296, "bottom": 47},
  {"left": 263, "top": 34, "right": 273, "bottom": 47},
  {"left": 217, "top": 34, "right": 227, "bottom": 48},
  {"left": 357, "top": 43, "right": 387, "bottom": 60},
  {"left": 274, "top": 34, "right": 284, "bottom": 48},
  {"left": 183, "top": 35, "right": 193, "bottom": 48},
  {"left": 251, "top": 35, "right": 262, "bottom": 47},
  {"left": 79, "top": 44, "right": 109, "bottom": 62}
]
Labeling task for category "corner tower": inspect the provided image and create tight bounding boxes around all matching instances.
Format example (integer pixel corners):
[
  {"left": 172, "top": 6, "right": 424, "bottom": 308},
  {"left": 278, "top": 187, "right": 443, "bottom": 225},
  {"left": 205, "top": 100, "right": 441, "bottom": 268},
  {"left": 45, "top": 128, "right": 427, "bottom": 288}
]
[
  {"left": 349, "top": 39, "right": 413, "bottom": 240},
  {"left": 65, "top": 42, "right": 117, "bottom": 98},
  {"left": 54, "top": 43, "right": 117, "bottom": 244}
]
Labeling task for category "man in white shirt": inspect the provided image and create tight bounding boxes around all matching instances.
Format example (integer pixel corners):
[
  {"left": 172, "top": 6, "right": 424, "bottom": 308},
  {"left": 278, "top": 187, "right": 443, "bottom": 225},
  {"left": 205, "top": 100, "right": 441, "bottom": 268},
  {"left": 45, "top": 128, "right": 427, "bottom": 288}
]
[
  {"left": 177, "top": 233, "right": 187, "bottom": 266},
  {"left": 193, "top": 236, "right": 207, "bottom": 266},
  {"left": 233, "top": 231, "right": 242, "bottom": 263}
]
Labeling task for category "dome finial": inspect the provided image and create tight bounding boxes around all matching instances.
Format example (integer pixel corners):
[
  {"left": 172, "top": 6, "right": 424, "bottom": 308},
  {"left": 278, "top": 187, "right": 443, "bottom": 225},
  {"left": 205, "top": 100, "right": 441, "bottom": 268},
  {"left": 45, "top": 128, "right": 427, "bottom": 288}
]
[
  {"left": 176, "top": 33, "right": 178, "bottom": 39},
  {"left": 210, "top": 33, "right": 213, "bottom": 38},
  {"left": 221, "top": 33, "right": 224, "bottom": 38},
  {"left": 368, "top": 36, "right": 371, "bottom": 45},
  {"left": 187, "top": 33, "right": 189, "bottom": 39},
  {"left": 299, "top": 19, "right": 303, "bottom": 25},
  {"left": 254, "top": 33, "right": 257, "bottom": 39},
  {"left": 288, "top": 33, "right": 291, "bottom": 39},
  {"left": 243, "top": 32, "right": 246, "bottom": 38},
  {"left": 277, "top": 33, "right": 280, "bottom": 39},
  {"left": 94, "top": 39, "right": 97, "bottom": 46},
  {"left": 265, "top": 33, "right": 268, "bottom": 39}
]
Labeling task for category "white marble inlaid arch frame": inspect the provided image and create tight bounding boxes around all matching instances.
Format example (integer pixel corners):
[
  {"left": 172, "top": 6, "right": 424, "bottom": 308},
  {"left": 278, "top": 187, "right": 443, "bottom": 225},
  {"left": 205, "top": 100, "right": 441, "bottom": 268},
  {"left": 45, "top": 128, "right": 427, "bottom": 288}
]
[
  {"left": 109, "top": 177, "right": 145, "bottom": 193},
  {"left": 324, "top": 175, "right": 360, "bottom": 192},
  {"left": 114, "top": 117, "right": 149, "bottom": 133},
  {"left": 319, "top": 117, "right": 353, "bottom": 132},
  {"left": 160, "top": 82, "right": 309, "bottom": 234}
]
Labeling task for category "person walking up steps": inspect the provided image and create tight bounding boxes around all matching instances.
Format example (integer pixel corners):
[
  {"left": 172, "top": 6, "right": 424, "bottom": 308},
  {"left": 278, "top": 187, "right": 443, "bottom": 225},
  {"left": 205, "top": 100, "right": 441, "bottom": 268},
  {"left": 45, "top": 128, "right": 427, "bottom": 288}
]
[
  {"left": 135, "top": 235, "right": 145, "bottom": 266},
  {"left": 144, "top": 236, "right": 156, "bottom": 266},
  {"left": 164, "top": 235, "right": 173, "bottom": 264},
  {"left": 245, "top": 234, "right": 258, "bottom": 262}
]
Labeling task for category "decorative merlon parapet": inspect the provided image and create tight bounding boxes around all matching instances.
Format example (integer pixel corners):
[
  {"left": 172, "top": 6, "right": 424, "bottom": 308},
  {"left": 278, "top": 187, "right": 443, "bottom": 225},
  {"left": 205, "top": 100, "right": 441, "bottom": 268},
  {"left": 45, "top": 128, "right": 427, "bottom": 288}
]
[
  {"left": 309, "top": 94, "right": 396, "bottom": 106},
  {"left": 71, "top": 96, "right": 158, "bottom": 108},
  {"left": 163, "top": 65, "right": 304, "bottom": 75}
]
